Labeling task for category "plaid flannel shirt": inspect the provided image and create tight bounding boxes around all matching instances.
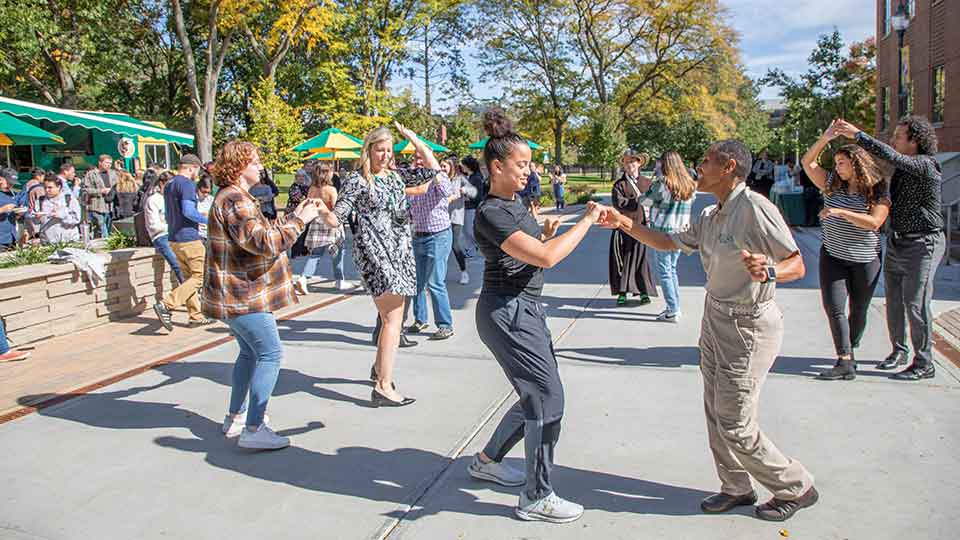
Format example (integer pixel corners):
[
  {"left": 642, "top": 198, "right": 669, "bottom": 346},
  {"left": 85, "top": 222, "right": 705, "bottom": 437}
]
[
  {"left": 407, "top": 172, "right": 453, "bottom": 233},
  {"left": 202, "top": 185, "right": 306, "bottom": 320}
]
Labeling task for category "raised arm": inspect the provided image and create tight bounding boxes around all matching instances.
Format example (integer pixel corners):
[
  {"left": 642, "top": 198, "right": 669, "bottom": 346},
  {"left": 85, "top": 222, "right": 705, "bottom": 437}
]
[
  {"left": 395, "top": 122, "right": 439, "bottom": 170},
  {"left": 500, "top": 202, "right": 601, "bottom": 268},
  {"left": 834, "top": 119, "right": 938, "bottom": 178},
  {"left": 801, "top": 124, "right": 837, "bottom": 191}
]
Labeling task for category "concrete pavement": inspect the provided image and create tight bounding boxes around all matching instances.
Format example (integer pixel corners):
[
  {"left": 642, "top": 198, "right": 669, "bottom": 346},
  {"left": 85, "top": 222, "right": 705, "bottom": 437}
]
[{"left": 1, "top": 198, "right": 959, "bottom": 540}]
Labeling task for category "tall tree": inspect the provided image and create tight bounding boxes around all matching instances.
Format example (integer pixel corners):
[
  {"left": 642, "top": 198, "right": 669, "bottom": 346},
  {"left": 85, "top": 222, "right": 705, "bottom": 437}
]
[
  {"left": 403, "top": 0, "right": 473, "bottom": 113},
  {"left": 170, "top": 0, "right": 235, "bottom": 161},
  {"left": 478, "top": 0, "right": 586, "bottom": 166},
  {"left": 247, "top": 78, "right": 306, "bottom": 173},
  {"left": 582, "top": 104, "right": 626, "bottom": 179},
  {"left": 0, "top": 0, "right": 135, "bottom": 108},
  {"left": 242, "top": 0, "right": 339, "bottom": 80},
  {"left": 762, "top": 31, "right": 876, "bottom": 161},
  {"left": 572, "top": 0, "right": 734, "bottom": 129}
]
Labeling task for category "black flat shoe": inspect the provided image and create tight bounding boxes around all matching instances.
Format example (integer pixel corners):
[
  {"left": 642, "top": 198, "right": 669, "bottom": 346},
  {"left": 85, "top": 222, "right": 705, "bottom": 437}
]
[
  {"left": 817, "top": 359, "right": 856, "bottom": 381},
  {"left": 891, "top": 363, "right": 935, "bottom": 381},
  {"left": 755, "top": 486, "right": 819, "bottom": 521},
  {"left": 700, "top": 491, "right": 758, "bottom": 513},
  {"left": 371, "top": 389, "right": 416, "bottom": 407},
  {"left": 877, "top": 351, "right": 908, "bottom": 370}
]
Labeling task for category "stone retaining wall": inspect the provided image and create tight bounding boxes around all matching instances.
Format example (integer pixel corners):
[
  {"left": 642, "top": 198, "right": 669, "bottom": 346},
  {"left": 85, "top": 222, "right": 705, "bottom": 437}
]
[{"left": 0, "top": 248, "right": 177, "bottom": 346}]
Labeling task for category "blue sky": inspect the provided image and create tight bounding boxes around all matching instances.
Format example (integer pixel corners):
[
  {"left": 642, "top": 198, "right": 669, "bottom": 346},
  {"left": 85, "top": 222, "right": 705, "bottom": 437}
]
[{"left": 390, "top": 0, "right": 876, "bottom": 110}]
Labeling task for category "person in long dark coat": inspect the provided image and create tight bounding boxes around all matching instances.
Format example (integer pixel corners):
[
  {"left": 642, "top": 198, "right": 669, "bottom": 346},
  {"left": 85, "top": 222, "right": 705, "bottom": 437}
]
[{"left": 609, "top": 151, "right": 658, "bottom": 306}]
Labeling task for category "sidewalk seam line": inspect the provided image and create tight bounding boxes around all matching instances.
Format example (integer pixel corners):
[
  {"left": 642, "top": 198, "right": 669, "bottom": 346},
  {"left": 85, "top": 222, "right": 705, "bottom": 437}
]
[
  {"left": 376, "top": 284, "right": 605, "bottom": 540},
  {"left": 0, "top": 293, "right": 356, "bottom": 425}
]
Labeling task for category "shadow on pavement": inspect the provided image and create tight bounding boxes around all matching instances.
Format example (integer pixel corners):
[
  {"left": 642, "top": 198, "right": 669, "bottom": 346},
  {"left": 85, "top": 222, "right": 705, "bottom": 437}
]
[
  {"left": 556, "top": 346, "right": 898, "bottom": 379},
  {"left": 18, "top": 370, "right": 715, "bottom": 522}
]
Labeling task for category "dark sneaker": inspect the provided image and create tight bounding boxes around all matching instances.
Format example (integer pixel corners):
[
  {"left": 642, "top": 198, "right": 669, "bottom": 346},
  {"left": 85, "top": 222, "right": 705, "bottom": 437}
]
[
  {"left": 700, "top": 491, "right": 758, "bottom": 513},
  {"left": 816, "top": 359, "right": 856, "bottom": 381},
  {"left": 429, "top": 327, "right": 454, "bottom": 341},
  {"left": 405, "top": 321, "right": 429, "bottom": 334},
  {"left": 616, "top": 294, "right": 627, "bottom": 306},
  {"left": 877, "top": 351, "right": 908, "bottom": 370},
  {"left": 755, "top": 486, "right": 819, "bottom": 521},
  {"left": 891, "top": 362, "right": 935, "bottom": 381},
  {"left": 638, "top": 294, "right": 651, "bottom": 305},
  {"left": 153, "top": 302, "right": 173, "bottom": 331},
  {"left": 399, "top": 334, "right": 418, "bottom": 348}
]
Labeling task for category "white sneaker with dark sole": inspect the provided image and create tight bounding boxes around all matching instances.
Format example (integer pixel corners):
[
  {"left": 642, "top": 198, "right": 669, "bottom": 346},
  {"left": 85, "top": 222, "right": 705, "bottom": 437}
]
[
  {"left": 468, "top": 454, "right": 525, "bottom": 486},
  {"left": 515, "top": 491, "right": 583, "bottom": 523},
  {"left": 238, "top": 424, "right": 289, "bottom": 450},
  {"left": 656, "top": 310, "right": 681, "bottom": 323}
]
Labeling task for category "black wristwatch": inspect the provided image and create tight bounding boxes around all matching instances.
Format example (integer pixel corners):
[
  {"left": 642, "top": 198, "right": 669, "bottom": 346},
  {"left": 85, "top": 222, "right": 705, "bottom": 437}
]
[{"left": 764, "top": 265, "right": 777, "bottom": 283}]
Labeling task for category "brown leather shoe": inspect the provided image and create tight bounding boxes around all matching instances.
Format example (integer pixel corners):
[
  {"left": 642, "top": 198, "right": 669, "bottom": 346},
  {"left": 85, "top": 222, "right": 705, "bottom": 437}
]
[
  {"left": 700, "top": 491, "right": 758, "bottom": 513},
  {"left": 755, "top": 486, "right": 819, "bottom": 521}
]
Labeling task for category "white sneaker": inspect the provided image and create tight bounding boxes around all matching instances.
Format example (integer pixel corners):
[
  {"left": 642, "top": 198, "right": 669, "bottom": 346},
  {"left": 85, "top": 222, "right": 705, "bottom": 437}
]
[
  {"left": 336, "top": 279, "right": 356, "bottom": 291},
  {"left": 222, "top": 413, "right": 270, "bottom": 437},
  {"left": 516, "top": 491, "right": 584, "bottom": 523},
  {"left": 656, "top": 310, "right": 681, "bottom": 323},
  {"left": 293, "top": 276, "right": 308, "bottom": 295},
  {"left": 468, "top": 454, "right": 525, "bottom": 486},
  {"left": 238, "top": 424, "right": 289, "bottom": 450},
  {"left": 459, "top": 271, "right": 470, "bottom": 285}
]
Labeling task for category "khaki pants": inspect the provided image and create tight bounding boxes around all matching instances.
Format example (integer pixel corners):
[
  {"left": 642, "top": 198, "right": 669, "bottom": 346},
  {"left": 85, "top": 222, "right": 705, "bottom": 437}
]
[
  {"left": 163, "top": 240, "right": 205, "bottom": 321},
  {"left": 699, "top": 299, "right": 814, "bottom": 500}
]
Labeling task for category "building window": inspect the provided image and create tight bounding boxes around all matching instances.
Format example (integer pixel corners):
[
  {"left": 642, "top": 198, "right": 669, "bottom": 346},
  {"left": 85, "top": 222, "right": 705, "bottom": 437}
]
[
  {"left": 881, "top": 87, "right": 890, "bottom": 130},
  {"left": 883, "top": 0, "right": 892, "bottom": 35},
  {"left": 933, "top": 65, "right": 945, "bottom": 124},
  {"left": 143, "top": 143, "right": 171, "bottom": 169}
]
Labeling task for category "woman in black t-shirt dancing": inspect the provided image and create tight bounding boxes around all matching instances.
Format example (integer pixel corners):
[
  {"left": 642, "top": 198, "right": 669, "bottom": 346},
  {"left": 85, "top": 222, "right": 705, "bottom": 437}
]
[{"left": 467, "top": 109, "right": 601, "bottom": 524}]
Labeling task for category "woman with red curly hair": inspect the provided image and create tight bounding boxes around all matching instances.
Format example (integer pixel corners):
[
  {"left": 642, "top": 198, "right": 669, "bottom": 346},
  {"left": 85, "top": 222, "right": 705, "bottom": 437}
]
[{"left": 204, "top": 141, "right": 322, "bottom": 450}]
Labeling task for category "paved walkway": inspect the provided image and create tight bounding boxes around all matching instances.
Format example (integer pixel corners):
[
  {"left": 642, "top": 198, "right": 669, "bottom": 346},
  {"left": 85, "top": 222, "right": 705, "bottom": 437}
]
[{"left": 1, "top": 198, "right": 959, "bottom": 540}]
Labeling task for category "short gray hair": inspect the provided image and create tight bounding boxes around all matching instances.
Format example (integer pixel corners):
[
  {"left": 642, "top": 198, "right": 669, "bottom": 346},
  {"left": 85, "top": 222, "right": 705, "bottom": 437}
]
[{"left": 711, "top": 140, "right": 752, "bottom": 181}]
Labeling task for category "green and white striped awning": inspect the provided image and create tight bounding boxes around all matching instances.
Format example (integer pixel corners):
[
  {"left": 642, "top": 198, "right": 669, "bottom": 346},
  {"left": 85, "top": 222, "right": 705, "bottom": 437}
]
[{"left": 0, "top": 96, "right": 194, "bottom": 146}]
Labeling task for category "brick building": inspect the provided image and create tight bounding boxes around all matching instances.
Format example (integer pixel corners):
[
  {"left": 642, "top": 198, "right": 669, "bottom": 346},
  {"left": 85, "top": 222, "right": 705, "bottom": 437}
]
[{"left": 875, "top": 0, "right": 959, "bottom": 153}]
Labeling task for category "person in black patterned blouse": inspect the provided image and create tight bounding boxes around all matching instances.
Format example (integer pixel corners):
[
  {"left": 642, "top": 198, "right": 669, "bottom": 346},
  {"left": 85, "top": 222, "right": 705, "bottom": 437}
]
[{"left": 833, "top": 116, "right": 943, "bottom": 381}]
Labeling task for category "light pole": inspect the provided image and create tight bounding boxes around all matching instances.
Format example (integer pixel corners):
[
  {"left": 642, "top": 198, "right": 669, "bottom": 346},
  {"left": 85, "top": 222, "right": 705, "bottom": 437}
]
[{"left": 891, "top": 0, "right": 911, "bottom": 118}]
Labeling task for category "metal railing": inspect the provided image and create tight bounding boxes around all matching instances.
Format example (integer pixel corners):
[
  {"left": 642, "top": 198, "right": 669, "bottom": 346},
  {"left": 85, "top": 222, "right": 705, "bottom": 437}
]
[{"left": 940, "top": 171, "right": 960, "bottom": 265}]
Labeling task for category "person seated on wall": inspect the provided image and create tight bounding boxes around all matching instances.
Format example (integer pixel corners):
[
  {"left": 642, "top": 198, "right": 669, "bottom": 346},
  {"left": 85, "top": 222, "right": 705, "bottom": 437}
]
[{"left": 33, "top": 173, "right": 81, "bottom": 245}]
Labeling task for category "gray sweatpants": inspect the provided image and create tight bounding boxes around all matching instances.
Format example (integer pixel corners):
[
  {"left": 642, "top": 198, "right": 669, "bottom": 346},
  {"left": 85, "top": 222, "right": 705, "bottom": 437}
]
[
  {"left": 477, "top": 293, "right": 564, "bottom": 501},
  {"left": 884, "top": 232, "right": 945, "bottom": 366}
]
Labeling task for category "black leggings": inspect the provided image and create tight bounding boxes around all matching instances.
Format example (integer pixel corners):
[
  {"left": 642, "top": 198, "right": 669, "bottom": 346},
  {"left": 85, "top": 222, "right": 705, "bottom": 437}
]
[
  {"left": 818, "top": 247, "right": 882, "bottom": 357},
  {"left": 451, "top": 224, "right": 466, "bottom": 272}
]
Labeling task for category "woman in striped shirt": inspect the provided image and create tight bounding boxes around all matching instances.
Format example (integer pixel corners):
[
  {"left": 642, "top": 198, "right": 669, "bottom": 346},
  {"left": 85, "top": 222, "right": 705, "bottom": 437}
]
[
  {"left": 641, "top": 151, "right": 696, "bottom": 322},
  {"left": 802, "top": 121, "right": 890, "bottom": 381}
]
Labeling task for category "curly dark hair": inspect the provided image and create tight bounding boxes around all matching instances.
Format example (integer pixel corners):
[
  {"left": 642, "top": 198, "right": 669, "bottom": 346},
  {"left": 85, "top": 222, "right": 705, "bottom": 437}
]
[{"left": 898, "top": 115, "right": 938, "bottom": 155}]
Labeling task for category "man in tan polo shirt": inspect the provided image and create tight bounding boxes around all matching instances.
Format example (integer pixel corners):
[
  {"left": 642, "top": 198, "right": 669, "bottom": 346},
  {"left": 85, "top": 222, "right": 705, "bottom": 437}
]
[{"left": 598, "top": 139, "right": 818, "bottom": 522}]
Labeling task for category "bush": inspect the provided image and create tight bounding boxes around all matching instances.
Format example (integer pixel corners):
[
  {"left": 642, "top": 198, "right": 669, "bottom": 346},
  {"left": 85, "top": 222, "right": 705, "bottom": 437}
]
[
  {"left": 0, "top": 242, "right": 84, "bottom": 269},
  {"left": 104, "top": 229, "right": 136, "bottom": 251}
]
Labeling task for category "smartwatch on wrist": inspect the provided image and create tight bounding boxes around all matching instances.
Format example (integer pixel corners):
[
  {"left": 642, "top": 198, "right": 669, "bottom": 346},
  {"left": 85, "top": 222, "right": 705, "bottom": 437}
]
[{"left": 764, "top": 265, "right": 777, "bottom": 283}]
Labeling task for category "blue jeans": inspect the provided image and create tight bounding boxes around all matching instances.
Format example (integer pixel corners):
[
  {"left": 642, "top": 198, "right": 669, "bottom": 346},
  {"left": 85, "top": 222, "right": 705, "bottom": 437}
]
[
  {"left": 413, "top": 228, "right": 453, "bottom": 328},
  {"left": 153, "top": 235, "right": 185, "bottom": 284},
  {"left": 0, "top": 319, "right": 9, "bottom": 355},
  {"left": 655, "top": 249, "right": 681, "bottom": 314},
  {"left": 226, "top": 312, "right": 283, "bottom": 427},
  {"left": 89, "top": 211, "right": 110, "bottom": 239},
  {"left": 291, "top": 246, "right": 345, "bottom": 281}
]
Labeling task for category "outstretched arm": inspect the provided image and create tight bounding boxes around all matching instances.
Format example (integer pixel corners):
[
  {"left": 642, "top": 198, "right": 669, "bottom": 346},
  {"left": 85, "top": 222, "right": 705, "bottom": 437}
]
[
  {"left": 801, "top": 123, "right": 837, "bottom": 191},
  {"left": 834, "top": 119, "right": 937, "bottom": 178},
  {"left": 501, "top": 202, "right": 601, "bottom": 269}
]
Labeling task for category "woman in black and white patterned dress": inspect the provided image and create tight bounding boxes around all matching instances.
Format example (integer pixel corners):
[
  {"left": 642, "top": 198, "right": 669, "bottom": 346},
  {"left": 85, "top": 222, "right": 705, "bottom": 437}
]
[{"left": 317, "top": 122, "right": 441, "bottom": 406}]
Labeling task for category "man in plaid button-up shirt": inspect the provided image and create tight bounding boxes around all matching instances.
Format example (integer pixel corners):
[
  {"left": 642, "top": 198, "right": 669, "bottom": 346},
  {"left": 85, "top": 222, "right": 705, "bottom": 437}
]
[{"left": 407, "top": 169, "right": 455, "bottom": 339}]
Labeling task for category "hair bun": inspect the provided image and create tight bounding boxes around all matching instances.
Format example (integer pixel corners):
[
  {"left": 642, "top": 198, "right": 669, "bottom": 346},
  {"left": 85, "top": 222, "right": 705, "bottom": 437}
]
[{"left": 483, "top": 109, "right": 515, "bottom": 138}]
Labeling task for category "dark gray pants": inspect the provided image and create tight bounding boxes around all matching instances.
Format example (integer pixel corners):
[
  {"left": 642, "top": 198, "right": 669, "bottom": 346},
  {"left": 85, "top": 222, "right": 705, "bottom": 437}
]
[
  {"left": 477, "top": 294, "right": 564, "bottom": 501},
  {"left": 884, "top": 232, "right": 945, "bottom": 366}
]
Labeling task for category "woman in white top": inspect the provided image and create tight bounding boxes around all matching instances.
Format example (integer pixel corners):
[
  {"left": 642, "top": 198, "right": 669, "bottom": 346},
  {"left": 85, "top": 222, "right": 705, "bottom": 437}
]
[
  {"left": 143, "top": 170, "right": 185, "bottom": 284},
  {"left": 444, "top": 157, "right": 476, "bottom": 285},
  {"left": 34, "top": 173, "right": 81, "bottom": 244},
  {"left": 196, "top": 174, "right": 214, "bottom": 240}
]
